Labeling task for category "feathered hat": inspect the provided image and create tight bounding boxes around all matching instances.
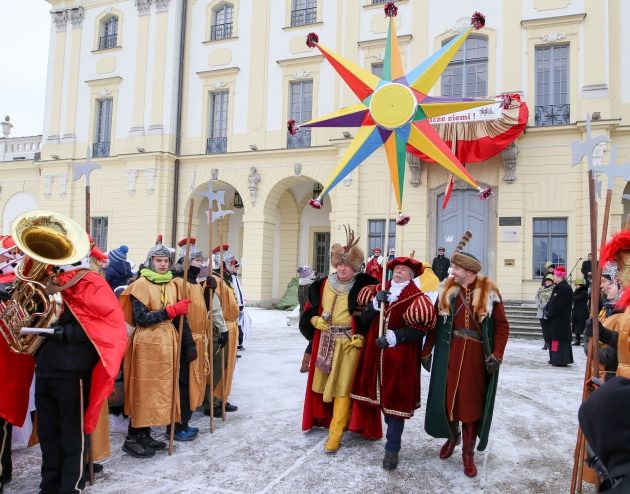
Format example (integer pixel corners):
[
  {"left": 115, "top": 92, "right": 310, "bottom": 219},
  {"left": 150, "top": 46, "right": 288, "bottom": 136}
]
[
  {"left": 330, "top": 225, "right": 364, "bottom": 272},
  {"left": 450, "top": 231, "right": 482, "bottom": 273}
]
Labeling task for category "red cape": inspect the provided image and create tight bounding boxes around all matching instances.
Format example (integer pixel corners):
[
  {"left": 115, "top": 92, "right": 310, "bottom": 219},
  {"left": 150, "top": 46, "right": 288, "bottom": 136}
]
[
  {"left": 0, "top": 270, "right": 35, "bottom": 426},
  {"left": 56, "top": 270, "right": 128, "bottom": 433}
]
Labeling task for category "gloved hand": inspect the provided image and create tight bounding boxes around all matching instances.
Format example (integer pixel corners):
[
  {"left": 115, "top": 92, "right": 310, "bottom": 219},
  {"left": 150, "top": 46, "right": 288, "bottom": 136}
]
[
  {"left": 186, "top": 345, "right": 198, "bottom": 363},
  {"left": 218, "top": 331, "right": 229, "bottom": 348},
  {"left": 485, "top": 354, "right": 502, "bottom": 374},
  {"left": 375, "top": 290, "right": 390, "bottom": 306},
  {"left": 375, "top": 335, "right": 389, "bottom": 349},
  {"left": 0, "top": 285, "right": 10, "bottom": 301},
  {"left": 310, "top": 316, "right": 329, "bottom": 332},
  {"left": 348, "top": 334, "right": 364, "bottom": 349},
  {"left": 165, "top": 299, "right": 192, "bottom": 319},
  {"left": 421, "top": 354, "right": 432, "bottom": 372},
  {"left": 584, "top": 318, "right": 593, "bottom": 337},
  {"left": 40, "top": 326, "right": 65, "bottom": 342},
  {"left": 206, "top": 276, "right": 218, "bottom": 291}
]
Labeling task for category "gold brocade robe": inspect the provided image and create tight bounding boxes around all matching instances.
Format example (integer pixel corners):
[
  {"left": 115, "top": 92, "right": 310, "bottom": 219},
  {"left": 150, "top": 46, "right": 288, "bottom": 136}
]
[
  {"left": 120, "top": 277, "right": 181, "bottom": 428},
  {"left": 184, "top": 281, "right": 210, "bottom": 409},
  {"left": 312, "top": 284, "right": 360, "bottom": 402},
  {"left": 213, "top": 275, "right": 240, "bottom": 401},
  {"left": 602, "top": 307, "right": 630, "bottom": 378}
]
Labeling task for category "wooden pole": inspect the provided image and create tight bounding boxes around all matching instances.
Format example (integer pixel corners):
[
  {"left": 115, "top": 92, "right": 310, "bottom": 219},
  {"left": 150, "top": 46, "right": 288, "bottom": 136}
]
[
  {"left": 168, "top": 199, "right": 194, "bottom": 455},
  {"left": 378, "top": 182, "right": 394, "bottom": 338},
  {"left": 218, "top": 219, "right": 226, "bottom": 421},
  {"left": 208, "top": 211, "right": 215, "bottom": 433},
  {"left": 85, "top": 185, "right": 91, "bottom": 233}
]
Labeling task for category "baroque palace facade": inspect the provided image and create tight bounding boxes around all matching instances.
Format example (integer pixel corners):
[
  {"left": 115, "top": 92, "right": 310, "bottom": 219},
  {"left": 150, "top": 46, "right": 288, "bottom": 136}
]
[{"left": 1, "top": 0, "right": 629, "bottom": 305}]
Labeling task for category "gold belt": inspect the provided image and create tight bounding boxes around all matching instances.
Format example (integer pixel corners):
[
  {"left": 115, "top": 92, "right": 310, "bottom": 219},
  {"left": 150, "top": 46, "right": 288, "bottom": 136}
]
[{"left": 453, "top": 329, "right": 482, "bottom": 342}]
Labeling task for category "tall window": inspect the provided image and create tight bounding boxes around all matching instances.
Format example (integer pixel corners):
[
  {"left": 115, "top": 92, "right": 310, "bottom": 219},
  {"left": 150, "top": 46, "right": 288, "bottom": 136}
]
[
  {"left": 211, "top": 4, "right": 233, "bottom": 40},
  {"left": 313, "top": 232, "right": 330, "bottom": 275},
  {"left": 371, "top": 62, "right": 384, "bottom": 78},
  {"left": 535, "top": 45, "right": 569, "bottom": 126},
  {"left": 93, "top": 98, "right": 112, "bottom": 157},
  {"left": 533, "top": 218, "right": 567, "bottom": 278},
  {"left": 291, "top": 0, "right": 317, "bottom": 27},
  {"left": 368, "top": 219, "right": 396, "bottom": 256},
  {"left": 441, "top": 36, "right": 488, "bottom": 97},
  {"left": 99, "top": 16, "right": 118, "bottom": 50},
  {"left": 207, "top": 91, "right": 228, "bottom": 154},
  {"left": 91, "top": 217, "right": 108, "bottom": 251},
  {"left": 288, "top": 80, "right": 312, "bottom": 149}
]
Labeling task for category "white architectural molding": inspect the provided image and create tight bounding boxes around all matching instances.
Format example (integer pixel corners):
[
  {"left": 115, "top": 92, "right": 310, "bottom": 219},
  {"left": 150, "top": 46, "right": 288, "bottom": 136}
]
[
  {"left": 52, "top": 10, "right": 68, "bottom": 31},
  {"left": 68, "top": 7, "right": 85, "bottom": 29},
  {"left": 128, "top": 170, "right": 138, "bottom": 195},
  {"left": 135, "top": 0, "right": 152, "bottom": 16},
  {"left": 540, "top": 32, "right": 567, "bottom": 43},
  {"left": 248, "top": 167, "right": 261, "bottom": 206},
  {"left": 155, "top": 0, "right": 170, "bottom": 12},
  {"left": 289, "top": 70, "right": 311, "bottom": 80},
  {"left": 407, "top": 153, "right": 422, "bottom": 186},
  {"left": 43, "top": 176, "right": 53, "bottom": 198},
  {"left": 145, "top": 168, "right": 156, "bottom": 194},
  {"left": 58, "top": 174, "right": 67, "bottom": 198},
  {"left": 209, "top": 80, "right": 227, "bottom": 90},
  {"left": 502, "top": 142, "right": 518, "bottom": 183},
  {"left": 211, "top": 169, "right": 219, "bottom": 181}
]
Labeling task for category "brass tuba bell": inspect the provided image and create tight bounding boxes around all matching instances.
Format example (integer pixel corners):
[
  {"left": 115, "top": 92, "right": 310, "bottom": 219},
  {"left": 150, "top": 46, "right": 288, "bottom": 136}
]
[{"left": 0, "top": 210, "right": 90, "bottom": 354}]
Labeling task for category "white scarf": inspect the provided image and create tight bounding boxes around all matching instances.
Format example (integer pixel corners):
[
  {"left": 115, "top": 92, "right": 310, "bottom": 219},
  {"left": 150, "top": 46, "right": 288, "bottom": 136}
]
[{"left": 372, "top": 279, "right": 410, "bottom": 309}]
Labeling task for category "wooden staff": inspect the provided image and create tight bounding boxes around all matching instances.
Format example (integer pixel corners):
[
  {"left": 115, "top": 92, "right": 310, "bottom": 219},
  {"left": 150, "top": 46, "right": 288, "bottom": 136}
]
[
  {"left": 207, "top": 212, "right": 215, "bottom": 433},
  {"left": 218, "top": 219, "right": 226, "bottom": 421},
  {"left": 378, "top": 182, "right": 394, "bottom": 338},
  {"left": 168, "top": 199, "right": 194, "bottom": 455}
]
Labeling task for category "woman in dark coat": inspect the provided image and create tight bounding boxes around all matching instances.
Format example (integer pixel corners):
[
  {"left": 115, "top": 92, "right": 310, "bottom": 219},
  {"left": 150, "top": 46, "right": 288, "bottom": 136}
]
[
  {"left": 571, "top": 278, "right": 589, "bottom": 346},
  {"left": 545, "top": 266, "right": 574, "bottom": 366}
]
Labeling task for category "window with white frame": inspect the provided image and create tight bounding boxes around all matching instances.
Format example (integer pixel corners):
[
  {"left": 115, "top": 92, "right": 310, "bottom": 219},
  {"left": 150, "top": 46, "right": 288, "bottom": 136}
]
[
  {"left": 291, "top": 0, "right": 317, "bottom": 27},
  {"left": 535, "top": 45, "right": 569, "bottom": 126},
  {"left": 368, "top": 219, "right": 396, "bottom": 256},
  {"left": 211, "top": 4, "right": 233, "bottom": 40},
  {"left": 207, "top": 91, "right": 229, "bottom": 154},
  {"left": 93, "top": 98, "right": 112, "bottom": 157},
  {"left": 441, "top": 36, "right": 488, "bottom": 98},
  {"left": 287, "top": 80, "right": 312, "bottom": 149},
  {"left": 532, "top": 217, "right": 567, "bottom": 278},
  {"left": 99, "top": 15, "right": 118, "bottom": 50}
]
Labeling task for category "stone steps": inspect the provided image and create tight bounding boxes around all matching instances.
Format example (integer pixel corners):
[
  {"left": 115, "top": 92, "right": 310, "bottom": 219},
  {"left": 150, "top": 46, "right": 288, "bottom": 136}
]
[{"left": 504, "top": 303, "right": 542, "bottom": 339}]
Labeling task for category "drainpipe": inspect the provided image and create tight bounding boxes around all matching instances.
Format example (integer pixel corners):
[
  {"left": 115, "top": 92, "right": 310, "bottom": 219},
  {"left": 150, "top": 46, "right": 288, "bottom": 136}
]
[{"left": 171, "top": 0, "right": 188, "bottom": 245}]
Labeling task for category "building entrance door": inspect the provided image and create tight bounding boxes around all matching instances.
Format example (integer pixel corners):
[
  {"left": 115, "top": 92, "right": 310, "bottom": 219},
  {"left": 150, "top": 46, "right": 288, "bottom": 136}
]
[{"left": 436, "top": 189, "right": 489, "bottom": 270}]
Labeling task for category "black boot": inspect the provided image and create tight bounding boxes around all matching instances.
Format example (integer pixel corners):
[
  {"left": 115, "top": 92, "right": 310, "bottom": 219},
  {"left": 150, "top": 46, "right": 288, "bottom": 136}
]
[
  {"left": 382, "top": 451, "right": 399, "bottom": 470},
  {"left": 137, "top": 430, "right": 166, "bottom": 451},
  {"left": 122, "top": 434, "right": 155, "bottom": 458},
  {"left": 572, "top": 337, "right": 582, "bottom": 346}
]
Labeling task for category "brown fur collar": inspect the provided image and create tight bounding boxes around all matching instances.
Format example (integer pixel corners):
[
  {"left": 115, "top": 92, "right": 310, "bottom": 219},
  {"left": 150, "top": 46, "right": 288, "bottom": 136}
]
[{"left": 438, "top": 275, "right": 501, "bottom": 322}]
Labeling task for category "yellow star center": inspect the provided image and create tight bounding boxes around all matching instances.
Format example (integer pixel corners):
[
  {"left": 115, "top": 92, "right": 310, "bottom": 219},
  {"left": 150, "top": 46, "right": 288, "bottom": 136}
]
[{"left": 368, "top": 83, "right": 417, "bottom": 130}]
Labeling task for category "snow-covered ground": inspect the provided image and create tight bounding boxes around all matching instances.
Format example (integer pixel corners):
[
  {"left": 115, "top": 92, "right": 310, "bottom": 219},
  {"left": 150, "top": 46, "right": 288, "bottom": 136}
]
[{"left": 7, "top": 309, "right": 594, "bottom": 493}]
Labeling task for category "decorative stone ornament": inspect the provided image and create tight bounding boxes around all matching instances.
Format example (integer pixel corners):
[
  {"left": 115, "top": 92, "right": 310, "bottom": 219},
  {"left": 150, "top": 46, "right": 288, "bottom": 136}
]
[
  {"left": 248, "top": 167, "right": 261, "bottom": 206},
  {"left": 501, "top": 142, "right": 518, "bottom": 183}
]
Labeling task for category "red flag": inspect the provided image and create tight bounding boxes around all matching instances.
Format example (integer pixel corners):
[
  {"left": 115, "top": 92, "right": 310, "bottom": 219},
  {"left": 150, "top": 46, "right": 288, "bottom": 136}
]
[{"left": 441, "top": 175, "right": 454, "bottom": 209}]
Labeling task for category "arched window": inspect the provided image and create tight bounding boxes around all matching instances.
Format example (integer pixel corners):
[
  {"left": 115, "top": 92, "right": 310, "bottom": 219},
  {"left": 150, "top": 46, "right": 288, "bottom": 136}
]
[
  {"left": 211, "top": 4, "right": 233, "bottom": 40},
  {"left": 99, "top": 15, "right": 118, "bottom": 50},
  {"left": 441, "top": 35, "right": 488, "bottom": 98}
]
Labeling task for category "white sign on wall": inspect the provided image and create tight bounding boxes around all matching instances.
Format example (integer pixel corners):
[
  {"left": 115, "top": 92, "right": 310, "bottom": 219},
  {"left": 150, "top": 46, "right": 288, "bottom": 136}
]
[{"left": 501, "top": 228, "right": 521, "bottom": 242}]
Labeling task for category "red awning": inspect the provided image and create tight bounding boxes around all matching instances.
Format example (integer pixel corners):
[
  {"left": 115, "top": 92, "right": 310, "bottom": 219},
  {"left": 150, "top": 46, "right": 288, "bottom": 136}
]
[{"left": 408, "top": 94, "right": 529, "bottom": 163}]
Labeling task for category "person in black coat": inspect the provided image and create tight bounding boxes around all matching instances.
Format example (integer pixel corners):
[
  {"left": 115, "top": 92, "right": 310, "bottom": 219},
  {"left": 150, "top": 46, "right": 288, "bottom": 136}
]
[
  {"left": 544, "top": 266, "right": 574, "bottom": 366},
  {"left": 431, "top": 247, "right": 450, "bottom": 281},
  {"left": 578, "top": 376, "right": 630, "bottom": 492},
  {"left": 105, "top": 245, "right": 133, "bottom": 291},
  {"left": 572, "top": 278, "right": 589, "bottom": 346},
  {"left": 581, "top": 253, "right": 592, "bottom": 288}
]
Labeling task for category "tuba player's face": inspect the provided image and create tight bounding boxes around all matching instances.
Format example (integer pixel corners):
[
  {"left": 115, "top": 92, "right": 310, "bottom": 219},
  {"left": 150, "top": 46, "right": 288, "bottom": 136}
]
[{"left": 153, "top": 256, "right": 171, "bottom": 274}]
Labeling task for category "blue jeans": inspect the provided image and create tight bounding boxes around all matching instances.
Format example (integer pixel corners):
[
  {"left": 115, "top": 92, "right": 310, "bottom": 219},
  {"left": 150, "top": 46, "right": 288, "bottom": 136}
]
[{"left": 385, "top": 415, "right": 405, "bottom": 452}]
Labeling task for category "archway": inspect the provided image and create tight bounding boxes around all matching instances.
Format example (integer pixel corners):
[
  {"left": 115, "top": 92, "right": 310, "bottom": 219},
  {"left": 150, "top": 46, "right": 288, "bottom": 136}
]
[{"left": 2, "top": 192, "right": 38, "bottom": 234}]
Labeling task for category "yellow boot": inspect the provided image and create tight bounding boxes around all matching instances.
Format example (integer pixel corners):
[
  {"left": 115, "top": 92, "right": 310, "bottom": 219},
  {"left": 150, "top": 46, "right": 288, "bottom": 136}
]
[{"left": 324, "top": 396, "right": 351, "bottom": 453}]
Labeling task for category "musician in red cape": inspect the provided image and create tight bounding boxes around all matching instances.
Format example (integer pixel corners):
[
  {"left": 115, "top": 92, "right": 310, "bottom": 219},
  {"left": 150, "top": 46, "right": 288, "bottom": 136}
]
[
  {"left": 350, "top": 256, "right": 437, "bottom": 470},
  {"left": 34, "top": 248, "right": 128, "bottom": 493},
  {"left": 0, "top": 234, "right": 35, "bottom": 490}
]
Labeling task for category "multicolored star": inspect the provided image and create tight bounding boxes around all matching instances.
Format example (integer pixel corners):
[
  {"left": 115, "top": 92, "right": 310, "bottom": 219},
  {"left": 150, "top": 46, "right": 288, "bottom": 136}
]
[{"left": 290, "top": 6, "right": 493, "bottom": 223}]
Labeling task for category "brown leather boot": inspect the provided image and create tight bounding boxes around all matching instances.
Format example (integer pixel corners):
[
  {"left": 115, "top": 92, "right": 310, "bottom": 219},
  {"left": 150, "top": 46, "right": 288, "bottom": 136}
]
[
  {"left": 439, "top": 421, "right": 461, "bottom": 459},
  {"left": 300, "top": 352, "right": 311, "bottom": 373},
  {"left": 462, "top": 422, "right": 478, "bottom": 478}
]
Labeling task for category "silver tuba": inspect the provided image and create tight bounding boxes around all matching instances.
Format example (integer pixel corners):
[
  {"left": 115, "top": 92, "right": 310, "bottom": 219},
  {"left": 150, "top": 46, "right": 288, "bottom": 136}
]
[{"left": 0, "top": 210, "right": 90, "bottom": 354}]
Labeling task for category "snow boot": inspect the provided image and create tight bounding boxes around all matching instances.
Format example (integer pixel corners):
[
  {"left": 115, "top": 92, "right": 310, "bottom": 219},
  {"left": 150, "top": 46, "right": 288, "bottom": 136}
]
[
  {"left": 462, "top": 422, "right": 478, "bottom": 478},
  {"left": 382, "top": 451, "right": 399, "bottom": 470},
  {"left": 324, "top": 396, "right": 351, "bottom": 453},
  {"left": 439, "top": 421, "right": 461, "bottom": 459}
]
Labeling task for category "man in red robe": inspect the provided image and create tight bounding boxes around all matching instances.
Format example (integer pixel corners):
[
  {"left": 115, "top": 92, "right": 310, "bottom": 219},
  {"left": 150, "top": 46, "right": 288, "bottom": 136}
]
[
  {"left": 365, "top": 247, "right": 384, "bottom": 281},
  {"left": 424, "top": 249, "right": 509, "bottom": 478},
  {"left": 351, "top": 256, "right": 437, "bottom": 470}
]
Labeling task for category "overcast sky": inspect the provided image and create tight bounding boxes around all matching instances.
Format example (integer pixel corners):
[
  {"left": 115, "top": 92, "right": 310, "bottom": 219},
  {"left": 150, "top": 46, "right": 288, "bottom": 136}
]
[{"left": 0, "top": 1, "right": 51, "bottom": 137}]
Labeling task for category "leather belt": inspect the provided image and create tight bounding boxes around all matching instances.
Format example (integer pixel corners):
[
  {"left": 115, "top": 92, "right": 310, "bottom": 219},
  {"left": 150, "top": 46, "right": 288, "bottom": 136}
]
[
  {"left": 453, "top": 328, "right": 482, "bottom": 342},
  {"left": 329, "top": 325, "right": 352, "bottom": 338}
]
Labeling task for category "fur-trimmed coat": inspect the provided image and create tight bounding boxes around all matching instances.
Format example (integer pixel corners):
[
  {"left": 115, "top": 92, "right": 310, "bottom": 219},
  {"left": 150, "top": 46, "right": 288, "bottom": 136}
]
[{"left": 425, "top": 275, "right": 509, "bottom": 452}]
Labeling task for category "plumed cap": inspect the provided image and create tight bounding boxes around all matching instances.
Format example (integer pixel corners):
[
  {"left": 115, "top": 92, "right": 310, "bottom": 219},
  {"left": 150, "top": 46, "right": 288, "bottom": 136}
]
[
  {"left": 386, "top": 256, "right": 424, "bottom": 277},
  {"left": 330, "top": 225, "right": 364, "bottom": 272},
  {"left": 451, "top": 252, "right": 482, "bottom": 274},
  {"left": 146, "top": 235, "right": 172, "bottom": 263}
]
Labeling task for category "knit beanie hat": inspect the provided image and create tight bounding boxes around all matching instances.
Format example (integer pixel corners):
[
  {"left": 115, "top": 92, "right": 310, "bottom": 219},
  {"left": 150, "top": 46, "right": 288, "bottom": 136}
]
[
  {"left": 109, "top": 245, "right": 128, "bottom": 263},
  {"left": 553, "top": 266, "right": 567, "bottom": 278},
  {"left": 297, "top": 265, "right": 314, "bottom": 278}
]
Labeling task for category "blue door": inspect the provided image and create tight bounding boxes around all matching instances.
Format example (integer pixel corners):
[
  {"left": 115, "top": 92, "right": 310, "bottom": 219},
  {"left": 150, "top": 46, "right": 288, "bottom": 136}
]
[{"left": 436, "top": 189, "right": 489, "bottom": 270}]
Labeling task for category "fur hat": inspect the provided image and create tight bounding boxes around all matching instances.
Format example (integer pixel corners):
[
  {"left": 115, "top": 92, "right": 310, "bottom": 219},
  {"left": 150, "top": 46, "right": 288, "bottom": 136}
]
[
  {"left": 450, "top": 230, "right": 482, "bottom": 273},
  {"left": 553, "top": 266, "right": 567, "bottom": 278},
  {"left": 145, "top": 235, "right": 172, "bottom": 269},
  {"left": 178, "top": 237, "right": 203, "bottom": 261},
  {"left": 108, "top": 245, "right": 128, "bottom": 263},
  {"left": 387, "top": 256, "right": 424, "bottom": 277},
  {"left": 330, "top": 225, "right": 364, "bottom": 273}
]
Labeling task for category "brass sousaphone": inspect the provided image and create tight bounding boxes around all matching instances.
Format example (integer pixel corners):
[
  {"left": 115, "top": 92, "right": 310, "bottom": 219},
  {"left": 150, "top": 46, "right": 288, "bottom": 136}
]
[{"left": 0, "top": 210, "right": 90, "bottom": 354}]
